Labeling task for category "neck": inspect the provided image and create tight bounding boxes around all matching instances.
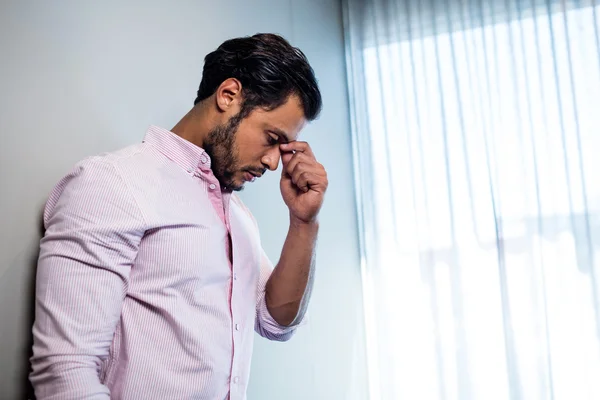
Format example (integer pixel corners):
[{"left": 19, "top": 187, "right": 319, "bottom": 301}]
[{"left": 171, "top": 101, "right": 215, "bottom": 149}]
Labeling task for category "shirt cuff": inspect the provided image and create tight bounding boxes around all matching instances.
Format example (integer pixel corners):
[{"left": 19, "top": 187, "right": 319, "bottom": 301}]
[{"left": 257, "top": 295, "right": 308, "bottom": 335}]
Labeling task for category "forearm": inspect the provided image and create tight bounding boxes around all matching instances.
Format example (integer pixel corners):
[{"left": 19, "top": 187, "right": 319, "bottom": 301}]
[{"left": 265, "top": 216, "right": 318, "bottom": 326}]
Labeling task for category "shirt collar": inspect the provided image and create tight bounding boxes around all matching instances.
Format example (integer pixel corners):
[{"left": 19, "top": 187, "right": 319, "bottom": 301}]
[{"left": 143, "top": 125, "right": 211, "bottom": 173}]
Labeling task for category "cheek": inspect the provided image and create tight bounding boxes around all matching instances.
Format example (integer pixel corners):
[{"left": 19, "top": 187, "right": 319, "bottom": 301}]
[{"left": 235, "top": 138, "right": 267, "bottom": 164}]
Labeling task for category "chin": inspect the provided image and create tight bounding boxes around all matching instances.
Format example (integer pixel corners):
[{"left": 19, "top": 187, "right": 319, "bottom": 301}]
[
  {"left": 228, "top": 180, "right": 245, "bottom": 192},
  {"left": 218, "top": 174, "right": 244, "bottom": 192}
]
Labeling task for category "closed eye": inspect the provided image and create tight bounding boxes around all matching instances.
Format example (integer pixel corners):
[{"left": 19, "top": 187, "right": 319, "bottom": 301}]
[{"left": 266, "top": 133, "right": 279, "bottom": 146}]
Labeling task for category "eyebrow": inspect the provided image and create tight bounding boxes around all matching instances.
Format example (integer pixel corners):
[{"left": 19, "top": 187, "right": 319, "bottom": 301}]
[{"left": 269, "top": 128, "right": 292, "bottom": 143}]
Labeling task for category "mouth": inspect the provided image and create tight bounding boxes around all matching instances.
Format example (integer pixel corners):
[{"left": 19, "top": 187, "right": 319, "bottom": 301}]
[{"left": 244, "top": 170, "right": 263, "bottom": 182}]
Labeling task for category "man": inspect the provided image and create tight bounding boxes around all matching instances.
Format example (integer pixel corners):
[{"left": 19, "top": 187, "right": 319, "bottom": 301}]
[{"left": 30, "top": 33, "right": 327, "bottom": 400}]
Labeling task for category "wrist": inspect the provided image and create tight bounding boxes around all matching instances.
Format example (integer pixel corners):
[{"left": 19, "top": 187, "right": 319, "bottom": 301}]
[{"left": 289, "top": 214, "right": 319, "bottom": 231}]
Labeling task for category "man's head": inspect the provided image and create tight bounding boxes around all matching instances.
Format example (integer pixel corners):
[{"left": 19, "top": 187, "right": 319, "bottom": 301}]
[{"left": 194, "top": 33, "right": 322, "bottom": 191}]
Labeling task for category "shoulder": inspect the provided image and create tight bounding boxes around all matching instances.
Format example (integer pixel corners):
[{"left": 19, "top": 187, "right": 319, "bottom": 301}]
[
  {"left": 57, "top": 143, "right": 145, "bottom": 182},
  {"left": 44, "top": 147, "right": 146, "bottom": 226},
  {"left": 48, "top": 143, "right": 148, "bottom": 203}
]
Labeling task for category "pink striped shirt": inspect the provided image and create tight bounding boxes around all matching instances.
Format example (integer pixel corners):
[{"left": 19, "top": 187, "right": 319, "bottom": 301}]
[{"left": 30, "top": 126, "right": 302, "bottom": 400}]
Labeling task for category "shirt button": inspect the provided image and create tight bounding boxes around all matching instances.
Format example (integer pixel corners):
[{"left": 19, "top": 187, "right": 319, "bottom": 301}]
[
  {"left": 233, "top": 273, "right": 238, "bottom": 280},
  {"left": 233, "top": 376, "right": 240, "bottom": 384},
  {"left": 235, "top": 323, "right": 240, "bottom": 331},
  {"left": 209, "top": 183, "right": 216, "bottom": 190}
]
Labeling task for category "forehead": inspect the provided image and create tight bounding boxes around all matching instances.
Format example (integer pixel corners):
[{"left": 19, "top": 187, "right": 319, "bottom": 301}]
[{"left": 250, "top": 95, "right": 307, "bottom": 141}]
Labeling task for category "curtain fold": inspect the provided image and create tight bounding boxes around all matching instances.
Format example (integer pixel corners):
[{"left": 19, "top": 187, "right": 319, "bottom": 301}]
[{"left": 343, "top": 0, "right": 600, "bottom": 399}]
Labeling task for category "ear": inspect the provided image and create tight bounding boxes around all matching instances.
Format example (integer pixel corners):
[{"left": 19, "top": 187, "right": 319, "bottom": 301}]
[{"left": 215, "top": 78, "right": 242, "bottom": 113}]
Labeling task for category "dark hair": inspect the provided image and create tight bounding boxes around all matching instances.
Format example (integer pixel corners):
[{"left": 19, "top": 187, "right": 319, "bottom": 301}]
[{"left": 194, "top": 33, "right": 322, "bottom": 121}]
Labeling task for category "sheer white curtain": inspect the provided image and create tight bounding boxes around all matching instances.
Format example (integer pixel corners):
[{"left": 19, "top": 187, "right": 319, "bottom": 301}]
[{"left": 343, "top": 0, "right": 600, "bottom": 399}]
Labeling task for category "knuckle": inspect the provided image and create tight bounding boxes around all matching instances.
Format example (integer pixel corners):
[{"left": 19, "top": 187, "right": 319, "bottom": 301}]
[
  {"left": 293, "top": 161, "right": 306, "bottom": 172},
  {"left": 297, "top": 152, "right": 310, "bottom": 162}
]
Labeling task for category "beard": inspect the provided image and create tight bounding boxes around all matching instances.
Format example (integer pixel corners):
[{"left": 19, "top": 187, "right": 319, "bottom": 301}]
[{"left": 203, "top": 112, "right": 245, "bottom": 191}]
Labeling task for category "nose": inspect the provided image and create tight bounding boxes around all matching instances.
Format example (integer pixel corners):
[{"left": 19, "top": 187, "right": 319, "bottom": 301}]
[{"left": 261, "top": 147, "right": 281, "bottom": 171}]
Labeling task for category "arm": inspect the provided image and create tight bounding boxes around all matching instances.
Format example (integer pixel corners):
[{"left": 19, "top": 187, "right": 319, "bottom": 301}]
[
  {"left": 30, "top": 159, "right": 145, "bottom": 400},
  {"left": 264, "top": 140, "right": 327, "bottom": 327},
  {"left": 265, "top": 219, "right": 318, "bottom": 326},
  {"left": 253, "top": 220, "right": 318, "bottom": 340}
]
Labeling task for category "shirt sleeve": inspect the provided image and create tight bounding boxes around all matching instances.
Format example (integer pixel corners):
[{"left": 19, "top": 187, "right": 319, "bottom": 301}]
[
  {"left": 30, "top": 158, "right": 146, "bottom": 400},
  {"left": 254, "top": 247, "right": 308, "bottom": 342}
]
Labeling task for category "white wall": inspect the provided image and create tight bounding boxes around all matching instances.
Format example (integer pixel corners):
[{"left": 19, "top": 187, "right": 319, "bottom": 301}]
[{"left": 0, "top": 1, "right": 368, "bottom": 399}]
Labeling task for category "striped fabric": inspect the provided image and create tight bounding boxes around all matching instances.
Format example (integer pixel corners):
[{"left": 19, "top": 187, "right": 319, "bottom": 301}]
[{"left": 30, "top": 126, "right": 301, "bottom": 400}]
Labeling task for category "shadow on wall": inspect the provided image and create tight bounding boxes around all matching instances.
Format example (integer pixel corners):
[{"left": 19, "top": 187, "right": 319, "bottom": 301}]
[
  {"left": 21, "top": 237, "right": 38, "bottom": 400},
  {"left": 7, "top": 210, "right": 43, "bottom": 400}
]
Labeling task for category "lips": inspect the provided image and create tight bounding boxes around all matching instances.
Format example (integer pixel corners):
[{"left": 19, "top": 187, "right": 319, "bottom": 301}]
[
  {"left": 244, "top": 172, "right": 255, "bottom": 182},
  {"left": 244, "top": 172, "right": 259, "bottom": 182},
  {"left": 244, "top": 169, "right": 265, "bottom": 183}
]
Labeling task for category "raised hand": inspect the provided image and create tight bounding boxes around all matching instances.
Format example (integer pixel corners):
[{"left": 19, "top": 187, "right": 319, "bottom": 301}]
[{"left": 279, "top": 141, "right": 328, "bottom": 224}]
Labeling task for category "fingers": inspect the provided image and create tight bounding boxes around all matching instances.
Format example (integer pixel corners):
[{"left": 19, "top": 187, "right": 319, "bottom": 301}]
[
  {"left": 292, "top": 170, "right": 318, "bottom": 193},
  {"left": 279, "top": 141, "right": 327, "bottom": 192},
  {"left": 284, "top": 154, "right": 328, "bottom": 193},
  {"left": 279, "top": 141, "right": 315, "bottom": 159},
  {"left": 283, "top": 152, "right": 325, "bottom": 177},
  {"left": 283, "top": 151, "right": 313, "bottom": 176}
]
